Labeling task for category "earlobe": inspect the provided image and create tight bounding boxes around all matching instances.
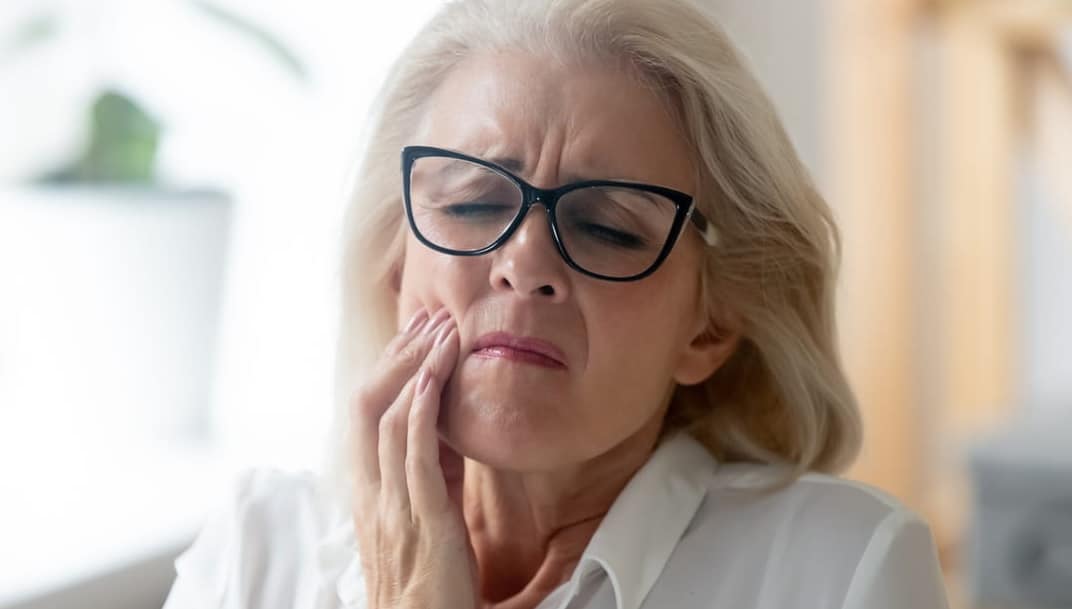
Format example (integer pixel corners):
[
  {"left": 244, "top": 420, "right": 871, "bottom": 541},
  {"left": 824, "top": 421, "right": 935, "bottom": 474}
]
[{"left": 672, "top": 323, "right": 741, "bottom": 386}]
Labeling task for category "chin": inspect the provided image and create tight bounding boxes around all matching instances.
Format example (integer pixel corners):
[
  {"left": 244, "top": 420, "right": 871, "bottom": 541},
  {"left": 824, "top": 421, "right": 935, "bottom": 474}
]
[{"left": 438, "top": 378, "right": 581, "bottom": 472}]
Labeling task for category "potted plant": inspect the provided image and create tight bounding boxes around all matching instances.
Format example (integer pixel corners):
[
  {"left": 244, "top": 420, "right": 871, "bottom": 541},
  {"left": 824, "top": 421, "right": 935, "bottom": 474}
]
[{"left": 0, "top": 2, "right": 305, "bottom": 450}]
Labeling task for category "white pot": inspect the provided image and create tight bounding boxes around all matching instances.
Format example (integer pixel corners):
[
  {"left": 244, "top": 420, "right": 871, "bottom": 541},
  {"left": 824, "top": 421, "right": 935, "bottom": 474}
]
[{"left": 0, "top": 185, "right": 232, "bottom": 454}]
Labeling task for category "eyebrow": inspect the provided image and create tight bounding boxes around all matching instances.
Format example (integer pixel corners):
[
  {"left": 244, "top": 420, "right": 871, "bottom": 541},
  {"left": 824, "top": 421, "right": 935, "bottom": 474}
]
[
  {"left": 484, "top": 155, "right": 633, "bottom": 185},
  {"left": 486, "top": 156, "right": 525, "bottom": 173}
]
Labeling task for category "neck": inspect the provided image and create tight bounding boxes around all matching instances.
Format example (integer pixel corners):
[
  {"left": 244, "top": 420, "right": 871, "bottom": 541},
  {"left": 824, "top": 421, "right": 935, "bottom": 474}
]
[{"left": 464, "top": 420, "right": 664, "bottom": 609}]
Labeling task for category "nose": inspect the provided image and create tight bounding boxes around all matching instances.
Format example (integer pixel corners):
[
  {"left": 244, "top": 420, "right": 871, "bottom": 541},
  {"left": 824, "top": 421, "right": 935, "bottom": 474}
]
[{"left": 488, "top": 205, "right": 570, "bottom": 302}]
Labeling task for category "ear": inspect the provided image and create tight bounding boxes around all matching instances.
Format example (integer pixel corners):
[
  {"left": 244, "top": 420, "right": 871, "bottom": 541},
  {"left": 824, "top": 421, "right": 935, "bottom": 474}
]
[{"left": 672, "top": 313, "right": 741, "bottom": 386}]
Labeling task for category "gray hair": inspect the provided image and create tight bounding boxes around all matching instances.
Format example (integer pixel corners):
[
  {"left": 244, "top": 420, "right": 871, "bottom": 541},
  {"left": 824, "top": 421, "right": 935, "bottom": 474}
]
[{"left": 323, "top": 0, "right": 862, "bottom": 498}]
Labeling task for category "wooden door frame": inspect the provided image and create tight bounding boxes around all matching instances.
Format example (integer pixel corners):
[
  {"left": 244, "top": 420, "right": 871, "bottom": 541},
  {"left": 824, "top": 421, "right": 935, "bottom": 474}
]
[{"left": 827, "top": 0, "right": 1071, "bottom": 562}]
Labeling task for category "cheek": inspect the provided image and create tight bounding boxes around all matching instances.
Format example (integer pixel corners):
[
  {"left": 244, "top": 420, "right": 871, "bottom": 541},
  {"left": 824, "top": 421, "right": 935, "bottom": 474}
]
[
  {"left": 397, "top": 238, "right": 486, "bottom": 318},
  {"left": 587, "top": 299, "right": 676, "bottom": 386},
  {"left": 585, "top": 272, "right": 698, "bottom": 388}
]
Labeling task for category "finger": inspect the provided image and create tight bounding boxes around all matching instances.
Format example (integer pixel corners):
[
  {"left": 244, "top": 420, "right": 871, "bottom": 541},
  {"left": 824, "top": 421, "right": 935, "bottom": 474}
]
[
  {"left": 377, "top": 374, "right": 418, "bottom": 515},
  {"left": 375, "top": 306, "right": 451, "bottom": 393},
  {"left": 407, "top": 321, "right": 459, "bottom": 517},
  {"left": 377, "top": 317, "right": 456, "bottom": 512},
  {"left": 377, "top": 318, "right": 455, "bottom": 515},
  {"left": 351, "top": 307, "right": 449, "bottom": 488},
  {"left": 350, "top": 307, "right": 429, "bottom": 489}
]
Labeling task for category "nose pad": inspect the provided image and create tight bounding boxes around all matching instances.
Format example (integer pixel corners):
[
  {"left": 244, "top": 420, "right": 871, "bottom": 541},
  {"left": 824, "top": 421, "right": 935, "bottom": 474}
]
[{"left": 510, "top": 203, "right": 555, "bottom": 247}]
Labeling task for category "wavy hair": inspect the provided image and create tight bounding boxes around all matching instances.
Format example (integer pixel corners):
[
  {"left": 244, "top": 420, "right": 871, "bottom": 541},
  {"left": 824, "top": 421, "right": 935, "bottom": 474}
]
[{"left": 323, "top": 0, "right": 862, "bottom": 497}]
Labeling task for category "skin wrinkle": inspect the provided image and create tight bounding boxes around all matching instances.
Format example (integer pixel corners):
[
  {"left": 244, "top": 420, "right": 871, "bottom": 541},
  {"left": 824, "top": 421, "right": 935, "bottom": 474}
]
[{"left": 396, "top": 50, "right": 740, "bottom": 609}]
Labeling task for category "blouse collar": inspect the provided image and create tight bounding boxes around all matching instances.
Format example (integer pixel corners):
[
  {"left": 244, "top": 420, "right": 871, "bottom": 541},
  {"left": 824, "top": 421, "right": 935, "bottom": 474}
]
[
  {"left": 563, "top": 430, "right": 715, "bottom": 609},
  {"left": 315, "top": 430, "right": 716, "bottom": 609}
]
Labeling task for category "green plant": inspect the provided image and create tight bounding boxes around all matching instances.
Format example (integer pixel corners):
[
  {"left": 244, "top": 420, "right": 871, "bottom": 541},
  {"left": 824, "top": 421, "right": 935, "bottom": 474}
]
[
  {"left": 40, "top": 89, "right": 161, "bottom": 184},
  {"left": 3, "top": 1, "right": 306, "bottom": 186}
]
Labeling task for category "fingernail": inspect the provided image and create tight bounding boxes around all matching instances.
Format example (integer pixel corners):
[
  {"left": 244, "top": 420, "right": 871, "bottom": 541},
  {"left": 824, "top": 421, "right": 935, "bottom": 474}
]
[
  {"left": 433, "top": 321, "right": 454, "bottom": 346},
  {"left": 403, "top": 309, "right": 429, "bottom": 333},
  {"left": 425, "top": 307, "right": 450, "bottom": 334}
]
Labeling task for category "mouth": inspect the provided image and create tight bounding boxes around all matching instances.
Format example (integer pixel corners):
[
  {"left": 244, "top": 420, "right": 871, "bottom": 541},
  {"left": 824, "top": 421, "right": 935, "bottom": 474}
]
[{"left": 471, "top": 331, "right": 567, "bottom": 370}]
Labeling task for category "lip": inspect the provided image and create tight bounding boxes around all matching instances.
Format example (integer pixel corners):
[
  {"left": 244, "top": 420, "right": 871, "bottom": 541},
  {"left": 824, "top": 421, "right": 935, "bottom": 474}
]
[{"left": 471, "top": 332, "right": 567, "bottom": 369}]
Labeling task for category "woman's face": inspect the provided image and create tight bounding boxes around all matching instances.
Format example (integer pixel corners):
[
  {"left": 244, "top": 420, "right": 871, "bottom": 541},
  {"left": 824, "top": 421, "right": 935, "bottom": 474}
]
[{"left": 396, "top": 51, "right": 731, "bottom": 472}]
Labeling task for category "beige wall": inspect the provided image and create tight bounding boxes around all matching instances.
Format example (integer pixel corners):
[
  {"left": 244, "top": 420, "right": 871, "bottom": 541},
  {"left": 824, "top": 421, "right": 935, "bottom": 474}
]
[
  {"left": 707, "top": 0, "right": 829, "bottom": 184},
  {"left": 709, "top": 0, "right": 928, "bottom": 506}
]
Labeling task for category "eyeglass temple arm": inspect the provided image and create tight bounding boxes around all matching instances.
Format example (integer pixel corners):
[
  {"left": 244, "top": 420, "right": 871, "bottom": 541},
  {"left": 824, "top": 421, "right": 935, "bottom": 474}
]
[{"left": 687, "top": 207, "right": 719, "bottom": 247}]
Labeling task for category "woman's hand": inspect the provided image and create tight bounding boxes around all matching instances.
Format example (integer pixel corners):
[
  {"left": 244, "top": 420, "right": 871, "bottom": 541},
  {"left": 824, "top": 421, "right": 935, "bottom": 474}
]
[{"left": 349, "top": 307, "right": 479, "bottom": 609}]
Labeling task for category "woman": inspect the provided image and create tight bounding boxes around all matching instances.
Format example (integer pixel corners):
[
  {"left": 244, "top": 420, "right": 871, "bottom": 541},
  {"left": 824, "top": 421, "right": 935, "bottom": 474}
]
[{"left": 164, "top": 0, "right": 950, "bottom": 608}]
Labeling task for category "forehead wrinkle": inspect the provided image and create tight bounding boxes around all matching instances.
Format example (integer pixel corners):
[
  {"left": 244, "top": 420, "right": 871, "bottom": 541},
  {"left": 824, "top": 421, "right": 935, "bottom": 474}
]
[
  {"left": 444, "top": 141, "right": 668, "bottom": 187},
  {"left": 416, "top": 51, "right": 690, "bottom": 190}
]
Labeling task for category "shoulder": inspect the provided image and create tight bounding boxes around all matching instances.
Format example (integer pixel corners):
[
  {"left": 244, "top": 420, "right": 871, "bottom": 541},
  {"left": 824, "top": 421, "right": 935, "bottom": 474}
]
[
  {"left": 202, "top": 467, "right": 336, "bottom": 556},
  {"left": 693, "top": 462, "right": 925, "bottom": 543},
  {"left": 163, "top": 467, "right": 348, "bottom": 609},
  {"left": 227, "top": 467, "right": 335, "bottom": 531},
  {"left": 675, "top": 463, "right": 949, "bottom": 608}
]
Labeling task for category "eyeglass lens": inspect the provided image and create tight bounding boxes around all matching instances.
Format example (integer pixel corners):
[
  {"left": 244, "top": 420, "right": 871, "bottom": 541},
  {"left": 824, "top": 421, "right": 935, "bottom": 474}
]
[{"left": 408, "top": 155, "right": 678, "bottom": 278}]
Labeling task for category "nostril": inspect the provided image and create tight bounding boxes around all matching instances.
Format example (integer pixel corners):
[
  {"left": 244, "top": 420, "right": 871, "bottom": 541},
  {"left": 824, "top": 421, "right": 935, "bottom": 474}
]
[{"left": 538, "top": 285, "right": 554, "bottom": 296}]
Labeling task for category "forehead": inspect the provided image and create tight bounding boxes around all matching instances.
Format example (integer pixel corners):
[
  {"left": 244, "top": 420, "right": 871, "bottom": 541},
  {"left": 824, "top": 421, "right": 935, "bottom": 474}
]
[{"left": 413, "top": 51, "right": 694, "bottom": 189}]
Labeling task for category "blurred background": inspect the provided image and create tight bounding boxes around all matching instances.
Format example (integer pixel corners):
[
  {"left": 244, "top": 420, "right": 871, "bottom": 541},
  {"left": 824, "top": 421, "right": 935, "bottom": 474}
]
[{"left": 0, "top": 0, "right": 1069, "bottom": 608}]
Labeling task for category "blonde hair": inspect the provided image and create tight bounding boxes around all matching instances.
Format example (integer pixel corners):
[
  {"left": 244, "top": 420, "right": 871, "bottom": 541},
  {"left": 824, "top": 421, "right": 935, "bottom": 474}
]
[{"left": 323, "top": 0, "right": 862, "bottom": 497}]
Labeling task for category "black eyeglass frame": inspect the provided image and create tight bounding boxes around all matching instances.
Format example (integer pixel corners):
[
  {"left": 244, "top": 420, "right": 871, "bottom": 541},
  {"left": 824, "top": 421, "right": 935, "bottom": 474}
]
[{"left": 401, "top": 145, "right": 718, "bottom": 282}]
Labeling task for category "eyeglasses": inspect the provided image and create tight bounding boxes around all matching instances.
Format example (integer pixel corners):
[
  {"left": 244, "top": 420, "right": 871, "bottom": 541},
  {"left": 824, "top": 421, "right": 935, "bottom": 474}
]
[{"left": 401, "top": 145, "right": 717, "bottom": 282}]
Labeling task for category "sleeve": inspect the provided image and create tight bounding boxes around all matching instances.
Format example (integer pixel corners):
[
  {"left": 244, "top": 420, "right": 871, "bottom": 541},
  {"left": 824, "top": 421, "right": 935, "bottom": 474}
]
[
  {"left": 161, "top": 471, "right": 313, "bottom": 609},
  {"left": 161, "top": 469, "right": 272, "bottom": 609},
  {"left": 839, "top": 511, "right": 951, "bottom": 609}
]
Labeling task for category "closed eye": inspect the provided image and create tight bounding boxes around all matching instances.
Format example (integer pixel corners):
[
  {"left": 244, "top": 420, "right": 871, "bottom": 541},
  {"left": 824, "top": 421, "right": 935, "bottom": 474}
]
[
  {"left": 441, "top": 202, "right": 515, "bottom": 219},
  {"left": 575, "top": 222, "right": 648, "bottom": 249}
]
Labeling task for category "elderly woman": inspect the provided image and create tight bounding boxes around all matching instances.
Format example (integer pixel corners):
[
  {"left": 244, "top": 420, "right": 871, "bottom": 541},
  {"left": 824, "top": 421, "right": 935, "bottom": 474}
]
[{"left": 163, "top": 0, "right": 950, "bottom": 608}]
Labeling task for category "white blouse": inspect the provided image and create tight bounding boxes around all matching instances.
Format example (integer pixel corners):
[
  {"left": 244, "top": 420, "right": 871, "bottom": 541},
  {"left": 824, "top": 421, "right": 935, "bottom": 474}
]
[{"left": 162, "top": 432, "right": 950, "bottom": 609}]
